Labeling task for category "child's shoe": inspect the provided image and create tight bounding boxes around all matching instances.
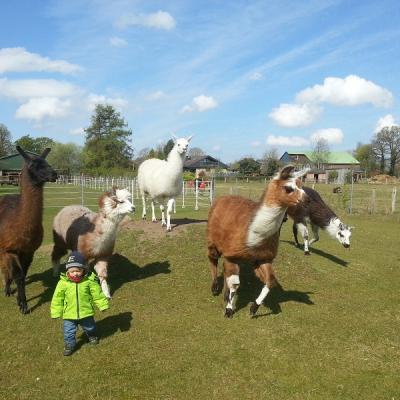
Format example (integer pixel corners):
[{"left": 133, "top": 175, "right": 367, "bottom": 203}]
[{"left": 63, "top": 343, "right": 75, "bottom": 356}]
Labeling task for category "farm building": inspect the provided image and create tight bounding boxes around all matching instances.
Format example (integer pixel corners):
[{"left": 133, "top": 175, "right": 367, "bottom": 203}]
[
  {"left": 280, "top": 150, "right": 361, "bottom": 184},
  {"left": 0, "top": 150, "right": 40, "bottom": 185},
  {"left": 183, "top": 155, "right": 228, "bottom": 177}
]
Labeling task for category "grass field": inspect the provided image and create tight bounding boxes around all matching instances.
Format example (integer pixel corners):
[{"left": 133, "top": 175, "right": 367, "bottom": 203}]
[{"left": 1, "top": 183, "right": 400, "bottom": 399}]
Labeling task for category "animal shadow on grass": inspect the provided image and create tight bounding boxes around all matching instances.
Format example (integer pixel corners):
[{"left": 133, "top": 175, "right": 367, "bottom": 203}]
[
  {"left": 26, "top": 266, "right": 57, "bottom": 313},
  {"left": 234, "top": 263, "right": 314, "bottom": 319},
  {"left": 171, "top": 217, "right": 208, "bottom": 229},
  {"left": 281, "top": 240, "right": 349, "bottom": 267},
  {"left": 107, "top": 253, "right": 171, "bottom": 297}
]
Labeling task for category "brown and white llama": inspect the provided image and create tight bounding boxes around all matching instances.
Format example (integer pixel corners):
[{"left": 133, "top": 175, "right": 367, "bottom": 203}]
[
  {"left": 0, "top": 146, "right": 57, "bottom": 314},
  {"left": 51, "top": 188, "right": 134, "bottom": 299},
  {"left": 207, "top": 166, "right": 308, "bottom": 318}
]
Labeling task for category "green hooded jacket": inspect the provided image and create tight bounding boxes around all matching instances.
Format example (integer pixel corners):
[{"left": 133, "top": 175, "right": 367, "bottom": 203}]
[{"left": 51, "top": 272, "right": 109, "bottom": 320}]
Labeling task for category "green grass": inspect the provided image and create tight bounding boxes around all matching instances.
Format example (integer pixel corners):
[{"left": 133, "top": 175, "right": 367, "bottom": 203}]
[{"left": 1, "top": 184, "right": 400, "bottom": 399}]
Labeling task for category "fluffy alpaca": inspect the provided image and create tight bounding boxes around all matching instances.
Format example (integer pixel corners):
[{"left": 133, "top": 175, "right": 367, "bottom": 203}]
[
  {"left": 51, "top": 188, "right": 134, "bottom": 298},
  {"left": 207, "top": 166, "right": 308, "bottom": 318},
  {"left": 286, "top": 186, "right": 352, "bottom": 255},
  {"left": 138, "top": 136, "right": 192, "bottom": 231},
  {"left": 0, "top": 146, "right": 57, "bottom": 313}
]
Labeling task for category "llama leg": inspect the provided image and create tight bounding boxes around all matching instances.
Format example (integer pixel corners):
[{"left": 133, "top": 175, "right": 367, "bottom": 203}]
[
  {"left": 141, "top": 194, "right": 147, "bottom": 220},
  {"left": 11, "top": 256, "right": 28, "bottom": 314},
  {"left": 309, "top": 224, "right": 320, "bottom": 245},
  {"left": 208, "top": 245, "right": 221, "bottom": 295},
  {"left": 293, "top": 223, "right": 300, "bottom": 247},
  {"left": 250, "top": 262, "right": 278, "bottom": 316},
  {"left": 160, "top": 204, "right": 166, "bottom": 227},
  {"left": 94, "top": 260, "right": 111, "bottom": 299},
  {"left": 297, "top": 223, "right": 310, "bottom": 255},
  {"left": 1, "top": 254, "right": 13, "bottom": 296},
  {"left": 151, "top": 201, "right": 157, "bottom": 222},
  {"left": 223, "top": 260, "right": 240, "bottom": 318},
  {"left": 166, "top": 198, "right": 175, "bottom": 231},
  {"left": 51, "top": 231, "right": 68, "bottom": 277}
]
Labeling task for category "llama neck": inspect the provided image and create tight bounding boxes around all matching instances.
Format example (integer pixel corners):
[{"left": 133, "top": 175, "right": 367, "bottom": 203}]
[
  {"left": 166, "top": 148, "right": 184, "bottom": 171},
  {"left": 19, "top": 170, "right": 44, "bottom": 226},
  {"left": 325, "top": 217, "right": 341, "bottom": 238},
  {"left": 247, "top": 203, "right": 287, "bottom": 248}
]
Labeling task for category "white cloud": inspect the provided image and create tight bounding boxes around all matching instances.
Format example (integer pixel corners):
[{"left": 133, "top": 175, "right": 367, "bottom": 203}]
[
  {"left": 268, "top": 103, "right": 321, "bottom": 128},
  {"left": 15, "top": 97, "right": 71, "bottom": 121},
  {"left": 374, "top": 114, "right": 397, "bottom": 133},
  {"left": 266, "top": 135, "right": 309, "bottom": 147},
  {"left": 296, "top": 75, "right": 394, "bottom": 107},
  {"left": 116, "top": 11, "right": 176, "bottom": 30},
  {"left": 69, "top": 127, "right": 85, "bottom": 136},
  {"left": 0, "top": 47, "right": 82, "bottom": 74},
  {"left": 109, "top": 37, "right": 128, "bottom": 47},
  {"left": 87, "top": 93, "right": 128, "bottom": 111},
  {"left": 310, "top": 128, "right": 344, "bottom": 144},
  {"left": 249, "top": 71, "right": 263, "bottom": 81},
  {"left": 181, "top": 95, "right": 218, "bottom": 113},
  {"left": 146, "top": 90, "right": 166, "bottom": 101},
  {"left": 0, "top": 78, "right": 78, "bottom": 100}
]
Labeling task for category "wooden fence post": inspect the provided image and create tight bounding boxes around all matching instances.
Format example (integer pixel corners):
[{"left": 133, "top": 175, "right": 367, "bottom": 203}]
[
  {"left": 370, "top": 189, "right": 376, "bottom": 214},
  {"left": 392, "top": 187, "right": 397, "bottom": 214}
]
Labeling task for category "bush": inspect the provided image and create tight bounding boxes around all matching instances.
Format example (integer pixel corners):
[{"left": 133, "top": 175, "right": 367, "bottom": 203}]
[{"left": 183, "top": 171, "right": 196, "bottom": 181}]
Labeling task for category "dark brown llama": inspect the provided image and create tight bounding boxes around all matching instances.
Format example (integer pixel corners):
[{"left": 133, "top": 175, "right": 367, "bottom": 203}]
[
  {"left": 0, "top": 146, "right": 57, "bottom": 313},
  {"left": 207, "top": 166, "right": 308, "bottom": 318}
]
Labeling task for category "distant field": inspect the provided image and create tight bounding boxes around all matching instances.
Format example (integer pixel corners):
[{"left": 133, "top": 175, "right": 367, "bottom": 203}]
[{"left": 0, "top": 181, "right": 399, "bottom": 399}]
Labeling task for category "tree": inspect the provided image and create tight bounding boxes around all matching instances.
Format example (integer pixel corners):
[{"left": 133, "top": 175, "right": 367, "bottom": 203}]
[
  {"left": 188, "top": 147, "right": 205, "bottom": 157},
  {"left": 260, "top": 148, "right": 280, "bottom": 176},
  {"left": 373, "top": 126, "right": 400, "bottom": 176},
  {"left": 353, "top": 142, "right": 377, "bottom": 177},
  {"left": 0, "top": 124, "right": 13, "bottom": 156},
  {"left": 237, "top": 157, "right": 260, "bottom": 176},
  {"left": 163, "top": 139, "right": 174, "bottom": 158},
  {"left": 47, "top": 142, "right": 83, "bottom": 174},
  {"left": 14, "top": 134, "right": 55, "bottom": 154},
  {"left": 310, "top": 138, "right": 330, "bottom": 169},
  {"left": 83, "top": 104, "right": 133, "bottom": 173}
]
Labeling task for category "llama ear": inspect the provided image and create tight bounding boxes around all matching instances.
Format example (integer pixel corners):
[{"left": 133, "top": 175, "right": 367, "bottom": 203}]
[
  {"left": 172, "top": 134, "right": 178, "bottom": 143},
  {"left": 16, "top": 146, "right": 31, "bottom": 162},
  {"left": 111, "top": 186, "right": 117, "bottom": 195},
  {"left": 40, "top": 147, "right": 51, "bottom": 159},
  {"left": 293, "top": 168, "right": 310, "bottom": 179},
  {"left": 278, "top": 165, "right": 295, "bottom": 180},
  {"left": 186, "top": 135, "right": 193, "bottom": 142}
]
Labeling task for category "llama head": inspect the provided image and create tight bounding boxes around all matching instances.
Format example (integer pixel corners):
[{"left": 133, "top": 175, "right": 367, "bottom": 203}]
[
  {"left": 17, "top": 146, "right": 58, "bottom": 186},
  {"left": 334, "top": 220, "right": 352, "bottom": 248},
  {"left": 267, "top": 165, "right": 308, "bottom": 208},
  {"left": 99, "top": 187, "right": 134, "bottom": 219},
  {"left": 172, "top": 135, "right": 192, "bottom": 155}
]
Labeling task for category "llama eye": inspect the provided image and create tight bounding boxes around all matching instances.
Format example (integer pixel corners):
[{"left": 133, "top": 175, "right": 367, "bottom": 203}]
[
  {"left": 284, "top": 186, "right": 294, "bottom": 194},
  {"left": 338, "top": 232, "right": 344, "bottom": 237}
]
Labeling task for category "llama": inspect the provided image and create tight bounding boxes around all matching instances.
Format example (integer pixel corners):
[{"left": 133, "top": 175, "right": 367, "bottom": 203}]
[
  {"left": 207, "top": 166, "right": 308, "bottom": 318},
  {"left": 286, "top": 186, "right": 352, "bottom": 255},
  {"left": 51, "top": 187, "right": 134, "bottom": 298},
  {"left": 138, "top": 136, "right": 192, "bottom": 231},
  {"left": 0, "top": 146, "right": 57, "bottom": 313}
]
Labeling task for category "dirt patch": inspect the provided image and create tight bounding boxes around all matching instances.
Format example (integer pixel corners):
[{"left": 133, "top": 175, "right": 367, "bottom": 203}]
[{"left": 120, "top": 217, "right": 207, "bottom": 240}]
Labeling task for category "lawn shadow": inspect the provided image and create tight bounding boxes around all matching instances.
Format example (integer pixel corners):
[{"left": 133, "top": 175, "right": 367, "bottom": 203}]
[
  {"left": 96, "top": 311, "right": 133, "bottom": 339},
  {"left": 171, "top": 217, "right": 208, "bottom": 229},
  {"left": 233, "top": 264, "right": 314, "bottom": 318},
  {"left": 107, "top": 253, "right": 171, "bottom": 296},
  {"left": 281, "top": 240, "right": 349, "bottom": 267}
]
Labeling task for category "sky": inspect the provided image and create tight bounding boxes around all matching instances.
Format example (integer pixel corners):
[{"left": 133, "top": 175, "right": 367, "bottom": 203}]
[{"left": 0, "top": 0, "right": 400, "bottom": 163}]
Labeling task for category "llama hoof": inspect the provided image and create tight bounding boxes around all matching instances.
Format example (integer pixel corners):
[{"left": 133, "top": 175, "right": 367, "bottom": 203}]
[
  {"left": 304, "top": 251, "right": 311, "bottom": 256},
  {"left": 211, "top": 282, "right": 221, "bottom": 296},
  {"left": 152, "top": 219, "right": 157, "bottom": 223},
  {"left": 19, "top": 303, "right": 30, "bottom": 314},
  {"left": 166, "top": 226, "right": 172, "bottom": 232},
  {"left": 224, "top": 308, "right": 234, "bottom": 318},
  {"left": 249, "top": 302, "right": 260, "bottom": 316}
]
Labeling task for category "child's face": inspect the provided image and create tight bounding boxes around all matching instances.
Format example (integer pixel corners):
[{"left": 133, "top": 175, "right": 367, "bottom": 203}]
[{"left": 67, "top": 267, "right": 84, "bottom": 278}]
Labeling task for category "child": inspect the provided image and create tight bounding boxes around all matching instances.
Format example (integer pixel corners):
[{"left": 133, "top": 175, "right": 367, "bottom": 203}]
[{"left": 51, "top": 251, "right": 109, "bottom": 356}]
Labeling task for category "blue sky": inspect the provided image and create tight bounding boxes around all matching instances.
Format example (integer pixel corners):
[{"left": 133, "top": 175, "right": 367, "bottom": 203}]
[{"left": 1, "top": 0, "right": 399, "bottom": 162}]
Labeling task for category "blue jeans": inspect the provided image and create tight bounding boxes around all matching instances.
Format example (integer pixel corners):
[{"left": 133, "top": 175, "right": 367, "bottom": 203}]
[{"left": 63, "top": 316, "right": 97, "bottom": 347}]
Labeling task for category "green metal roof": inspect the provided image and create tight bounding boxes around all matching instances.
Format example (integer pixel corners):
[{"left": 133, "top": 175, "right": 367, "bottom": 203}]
[
  {"left": 0, "top": 151, "right": 39, "bottom": 171},
  {"left": 286, "top": 150, "right": 360, "bottom": 164}
]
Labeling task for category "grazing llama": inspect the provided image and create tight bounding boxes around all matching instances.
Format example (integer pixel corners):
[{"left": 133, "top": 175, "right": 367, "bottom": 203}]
[
  {"left": 286, "top": 186, "right": 352, "bottom": 255},
  {"left": 207, "top": 166, "right": 308, "bottom": 318},
  {"left": 138, "top": 136, "right": 192, "bottom": 231},
  {"left": 51, "top": 188, "right": 134, "bottom": 298},
  {"left": 0, "top": 146, "right": 57, "bottom": 313}
]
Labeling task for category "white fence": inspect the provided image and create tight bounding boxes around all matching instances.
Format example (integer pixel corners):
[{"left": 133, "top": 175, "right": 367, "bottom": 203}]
[{"left": 51, "top": 175, "right": 214, "bottom": 210}]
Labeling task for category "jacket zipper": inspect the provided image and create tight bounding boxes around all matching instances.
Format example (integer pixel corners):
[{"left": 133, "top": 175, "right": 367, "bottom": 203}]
[{"left": 76, "top": 283, "right": 80, "bottom": 319}]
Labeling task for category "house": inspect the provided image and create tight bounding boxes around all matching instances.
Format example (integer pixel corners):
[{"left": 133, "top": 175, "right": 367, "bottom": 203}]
[
  {"left": 183, "top": 155, "right": 229, "bottom": 177},
  {"left": 280, "top": 150, "right": 361, "bottom": 184},
  {"left": 0, "top": 150, "right": 40, "bottom": 185}
]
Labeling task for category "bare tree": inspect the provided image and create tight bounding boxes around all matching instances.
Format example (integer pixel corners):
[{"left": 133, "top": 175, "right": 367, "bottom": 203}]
[
  {"left": 260, "top": 148, "right": 280, "bottom": 176},
  {"left": 373, "top": 126, "right": 400, "bottom": 176},
  {"left": 0, "top": 124, "right": 13, "bottom": 156},
  {"left": 310, "top": 138, "right": 330, "bottom": 169}
]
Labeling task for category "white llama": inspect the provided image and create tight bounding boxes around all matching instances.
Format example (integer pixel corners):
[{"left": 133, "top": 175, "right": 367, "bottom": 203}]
[
  {"left": 138, "top": 136, "right": 192, "bottom": 231},
  {"left": 51, "top": 188, "right": 134, "bottom": 298}
]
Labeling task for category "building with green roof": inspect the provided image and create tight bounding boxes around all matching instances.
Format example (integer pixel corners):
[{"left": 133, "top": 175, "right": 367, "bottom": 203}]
[
  {"left": 0, "top": 150, "right": 39, "bottom": 185},
  {"left": 279, "top": 150, "right": 361, "bottom": 184}
]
